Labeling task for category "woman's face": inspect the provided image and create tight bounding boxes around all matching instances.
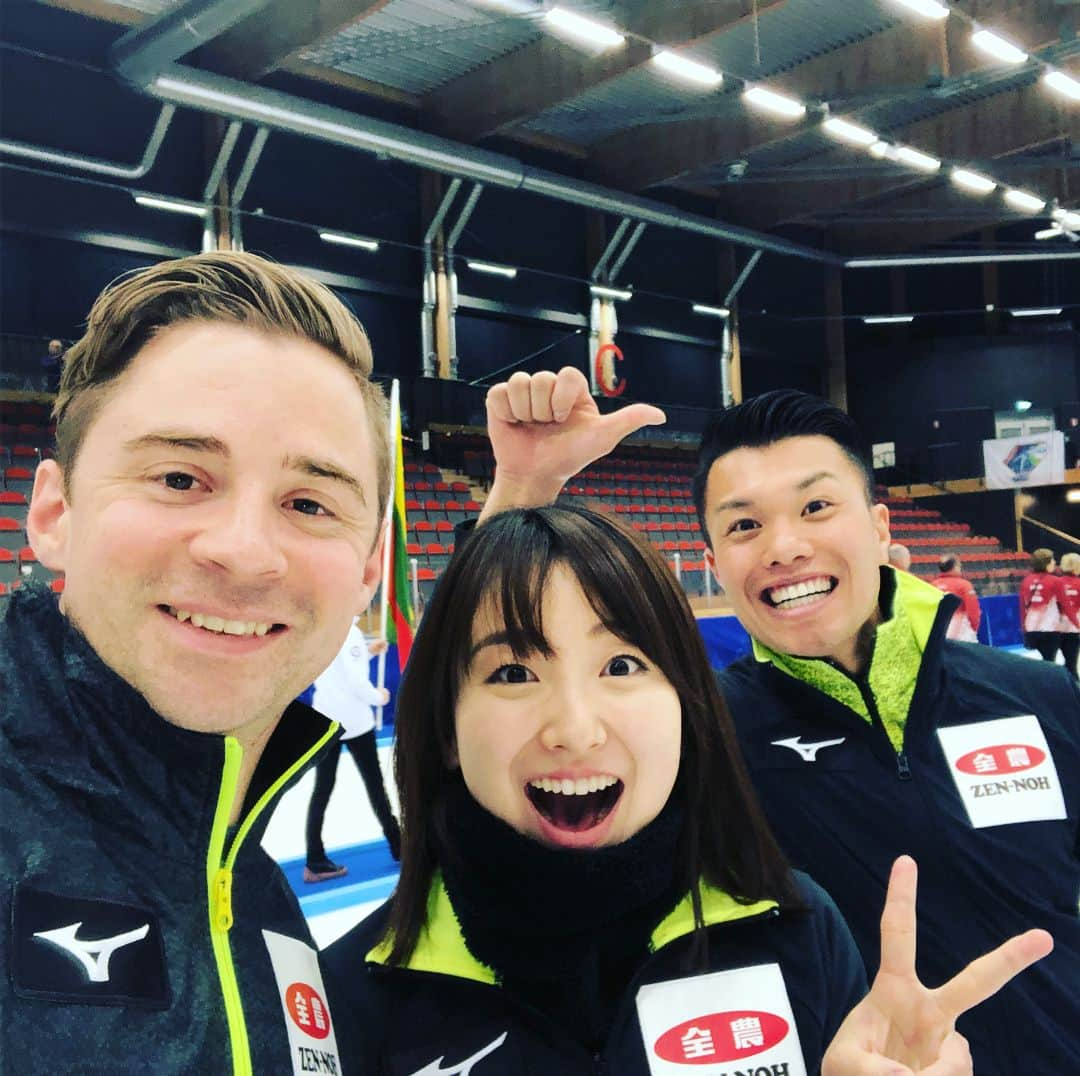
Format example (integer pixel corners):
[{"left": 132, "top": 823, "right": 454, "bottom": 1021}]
[{"left": 453, "top": 565, "right": 682, "bottom": 849}]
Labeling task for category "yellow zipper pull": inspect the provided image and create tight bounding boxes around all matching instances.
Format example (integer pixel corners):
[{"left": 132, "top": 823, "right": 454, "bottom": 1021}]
[{"left": 213, "top": 867, "right": 234, "bottom": 933}]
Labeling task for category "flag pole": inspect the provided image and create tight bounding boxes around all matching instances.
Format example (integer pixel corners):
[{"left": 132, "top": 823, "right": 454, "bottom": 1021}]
[{"left": 374, "top": 379, "right": 400, "bottom": 729}]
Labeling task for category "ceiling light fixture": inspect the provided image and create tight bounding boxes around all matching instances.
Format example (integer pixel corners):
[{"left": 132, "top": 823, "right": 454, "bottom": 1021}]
[
  {"left": 1043, "top": 70, "right": 1080, "bottom": 102},
  {"left": 590, "top": 284, "right": 632, "bottom": 301},
  {"left": 1052, "top": 207, "right": 1080, "bottom": 231},
  {"left": 950, "top": 168, "right": 996, "bottom": 194},
  {"left": 848, "top": 251, "right": 1080, "bottom": 267},
  {"left": 742, "top": 85, "right": 806, "bottom": 118},
  {"left": 134, "top": 194, "right": 208, "bottom": 217},
  {"left": 692, "top": 303, "right": 730, "bottom": 318},
  {"left": 319, "top": 231, "right": 380, "bottom": 251},
  {"left": 1034, "top": 226, "right": 1064, "bottom": 241},
  {"left": 822, "top": 117, "right": 878, "bottom": 147},
  {"left": 1014, "top": 400, "right": 1033, "bottom": 412},
  {"left": 890, "top": 0, "right": 949, "bottom": 19},
  {"left": 1009, "top": 307, "right": 1063, "bottom": 317},
  {"left": 652, "top": 50, "right": 723, "bottom": 87},
  {"left": 466, "top": 259, "right": 518, "bottom": 278},
  {"left": 545, "top": 7, "right": 624, "bottom": 50},
  {"left": 895, "top": 145, "right": 941, "bottom": 172},
  {"left": 1004, "top": 189, "right": 1046, "bottom": 214},
  {"left": 971, "top": 29, "right": 1028, "bottom": 65},
  {"left": 862, "top": 314, "right": 915, "bottom": 324},
  {"left": 868, "top": 140, "right": 890, "bottom": 159}
]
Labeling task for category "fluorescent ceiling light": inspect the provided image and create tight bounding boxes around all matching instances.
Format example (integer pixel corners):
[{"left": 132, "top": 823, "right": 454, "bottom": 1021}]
[
  {"left": 950, "top": 168, "right": 996, "bottom": 195},
  {"left": 1004, "top": 189, "right": 1046, "bottom": 214},
  {"left": 1014, "top": 400, "right": 1033, "bottom": 412},
  {"left": 971, "top": 29, "right": 1028, "bottom": 65},
  {"left": 862, "top": 314, "right": 915, "bottom": 324},
  {"left": 319, "top": 231, "right": 379, "bottom": 251},
  {"left": 1052, "top": 208, "right": 1080, "bottom": 230},
  {"left": 692, "top": 303, "right": 730, "bottom": 318},
  {"left": 868, "top": 140, "right": 890, "bottom": 159},
  {"left": 545, "top": 7, "right": 624, "bottom": 50},
  {"left": 822, "top": 117, "right": 878, "bottom": 147},
  {"left": 590, "top": 284, "right": 632, "bottom": 301},
  {"left": 891, "top": 0, "right": 949, "bottom": 19},
  {"left": 1043, "top": 70, "right": 1080, "bottom": 102},
  {"left": 652, "top": 50, "right": 723, "bottom": 87},
  {"left": 1034, "top": 226, "right": 1063, "bottom": 241},
  {"left": 895, "top": 145, "right": 941, "bottom": 172},
  {"left": 743, "top": 86, "right": 806, "bottom": 118},
  {"left": 134, "top": 195, "right": 207, "bottom": 218},
  {"left": 1067, "top": 490, "right": 1080, "bottom": 504},
  {"left": 848, "top": 251, "right": 1080, "bottom": 267},
  {"left": 466, "top": 259, "right": 517, "bottom": 279},
  {"left": 1010, "top": 306, "right": 1062, "bottom": 317}
]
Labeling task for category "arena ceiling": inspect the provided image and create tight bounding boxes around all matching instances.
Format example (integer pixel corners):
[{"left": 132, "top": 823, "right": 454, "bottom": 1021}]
[{"left": 31, "top": 0, "right": 1080, "bottom": 255}]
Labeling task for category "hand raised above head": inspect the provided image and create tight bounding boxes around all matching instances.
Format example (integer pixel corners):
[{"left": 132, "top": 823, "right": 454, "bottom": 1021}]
[
  {"left": 822, "top": 856, "right": 1052, "bottom": 1075},
  {"left": 480, "top": 366, "right": 665, "bottom": 522}
]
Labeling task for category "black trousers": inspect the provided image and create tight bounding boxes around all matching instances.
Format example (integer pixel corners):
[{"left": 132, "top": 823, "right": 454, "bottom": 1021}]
[
  {"left": 1025, "top": 631, "right": 1061, "bottom": 663},
  {"left": 1060, "top": 633, "right": 1079, "bottom": 680},
  {"left": 305, "top": 731, "right": 400, "bottom": 863}
]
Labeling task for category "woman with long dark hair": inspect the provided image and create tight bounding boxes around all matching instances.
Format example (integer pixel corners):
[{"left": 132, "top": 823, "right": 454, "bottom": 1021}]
[{"left": 325, "top": 507, "right": 1049, "bottom": 1075}]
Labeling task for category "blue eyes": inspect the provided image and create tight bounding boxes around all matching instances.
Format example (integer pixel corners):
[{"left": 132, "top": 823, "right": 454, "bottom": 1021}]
[
  {"left": 156, "top": 474, "right": 332, "bottom": 517},
  {"left": 163, "top": 471, "right": 198, "bottom": 491}
]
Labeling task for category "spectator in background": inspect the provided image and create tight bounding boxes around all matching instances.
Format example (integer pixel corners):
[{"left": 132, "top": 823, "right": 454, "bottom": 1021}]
[
  {"left": 1057, "top": 553, "right": 1080, "bottom": 679},
  {"left": 930, "top": 555, "right": 981, "bottom": 642},
  {"left": 40, "top": 338, "right": 65, "bottom": 393},
  {"left": 1020, "top": 548, "right": 1062, "bottom": 663},
  {"left": 305, "top": 619, "right": 402, "bottom": 881},
  {"left": 887, "top": 542, "right": 911, "bottom": 572}
]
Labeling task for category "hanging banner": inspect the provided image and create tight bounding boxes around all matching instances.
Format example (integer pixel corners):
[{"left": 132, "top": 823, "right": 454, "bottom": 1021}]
[{"left": 982, "top": 431, "right": 1065, "bottom": 490}]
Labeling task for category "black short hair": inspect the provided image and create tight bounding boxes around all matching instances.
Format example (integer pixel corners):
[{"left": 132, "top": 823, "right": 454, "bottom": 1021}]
[
  {"left": 692, "top": 390, "right": 875, "bottom": 546},
  {"left": 939, "top": 554, "right": 959, "bottom": 573}
]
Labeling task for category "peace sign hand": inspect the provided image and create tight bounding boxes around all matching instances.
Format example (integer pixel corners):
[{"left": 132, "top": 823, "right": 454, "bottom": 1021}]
[
  {"left": 822, "top": 856, "right": 1052, "bottom": 1075},
  {"left": 479, "top": 367, "right": 665, "bottom": 522}
]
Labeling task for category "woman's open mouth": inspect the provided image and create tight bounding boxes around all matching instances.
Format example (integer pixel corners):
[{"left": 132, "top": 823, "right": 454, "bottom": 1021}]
[{"left": 525, "top": 775, "right": 624, "bottom": 833}]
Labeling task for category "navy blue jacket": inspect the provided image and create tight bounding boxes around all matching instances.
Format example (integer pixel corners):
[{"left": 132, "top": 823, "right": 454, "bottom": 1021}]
[
  {"left": 718, "top": 600, "right": 1080, "bottom": 1075},
  {"left": 324, "top": 871, "right": 865, "bottom": 1075},
  {"left": 1, "top": 585, "right": 344, "bottom": 1074}
]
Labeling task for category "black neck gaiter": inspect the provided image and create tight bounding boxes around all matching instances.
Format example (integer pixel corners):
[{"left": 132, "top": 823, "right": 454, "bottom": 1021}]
[{"left": 434, "top": 778, "right": 685, "bottom": 1050}]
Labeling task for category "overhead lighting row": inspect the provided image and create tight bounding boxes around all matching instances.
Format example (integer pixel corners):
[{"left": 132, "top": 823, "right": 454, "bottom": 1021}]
[
  {"left": 862, "top": 306, "right": 1064, "bottom": 324},
  {"left": 534, "top": 4, "right": 1077, "bottom": 232}
]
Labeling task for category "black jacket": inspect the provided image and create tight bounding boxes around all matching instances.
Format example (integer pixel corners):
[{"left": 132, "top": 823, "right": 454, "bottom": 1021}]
[
  {"left": 718, "top": 577, "right": 1080, "bottom": 1075},
  {"left": 324, "top": 871, "right": 866, "bottom": 1075},
  {"left": 1, "top": 585, "right": 345, "bottom": 1075}
]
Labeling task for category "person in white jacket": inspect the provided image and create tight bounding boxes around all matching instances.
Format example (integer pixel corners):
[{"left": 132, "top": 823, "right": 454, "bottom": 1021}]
[{"left": 304, "top": 620, "right": 402, "bottom": 881}]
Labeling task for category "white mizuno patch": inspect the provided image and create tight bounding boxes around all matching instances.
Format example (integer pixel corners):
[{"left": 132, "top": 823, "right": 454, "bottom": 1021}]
[
  {"left": 32, "top": 921, "right": 150, "bottom": 983},
  {"left": 407, "top": 1032, "right": 509, "bottom": 1075},
  {"left": 770, "top": 736, "right": 846, "bottom": 762}
]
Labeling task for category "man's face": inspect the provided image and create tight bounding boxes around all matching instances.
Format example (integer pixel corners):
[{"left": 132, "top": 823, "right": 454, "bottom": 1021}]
[
  {"left": 703, "top": 436, "right": 890, "bottom": 671},
  {"left": 29, "top": 322, "right": 383, "bottom": 741}
]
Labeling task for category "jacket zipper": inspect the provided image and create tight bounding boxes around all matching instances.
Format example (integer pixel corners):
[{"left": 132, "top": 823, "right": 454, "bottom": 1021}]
[
  {"left": 207, "top": 737, "right": 252, "bottom": 1076},
  {"left": 207, "top": 723, "right": 342, "bottom": 1076},
  {"left": 854, "top": 675, "right": 911, "bottom": 781}
]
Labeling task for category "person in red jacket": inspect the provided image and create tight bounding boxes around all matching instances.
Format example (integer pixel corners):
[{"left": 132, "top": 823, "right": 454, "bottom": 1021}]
[
  {"left": 1057, "top": 552, "right": 1080, "bottom": 679},
  {"left": 1019, "top": 548, "right": 1062, "bottom": 662},
  {"left": 930, "top": 555, "right": 981, "bottom": 642}
]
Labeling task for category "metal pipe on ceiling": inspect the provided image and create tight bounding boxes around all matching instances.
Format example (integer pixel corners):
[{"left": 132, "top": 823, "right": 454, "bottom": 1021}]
[
  {"left": 109, "top": 2, "right": 838, "bottom": 266},
  {"left": 0, "top": 104, "right": 175, "bottom": 180}
]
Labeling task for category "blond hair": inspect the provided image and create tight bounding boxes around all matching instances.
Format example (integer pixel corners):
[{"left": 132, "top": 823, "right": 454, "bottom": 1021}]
[
  {"left": 54, "top": 252, "right": 391, "bottom": 520},
  {"left": 1060, "top": 552, "right": 1080, "bottom": 575}
]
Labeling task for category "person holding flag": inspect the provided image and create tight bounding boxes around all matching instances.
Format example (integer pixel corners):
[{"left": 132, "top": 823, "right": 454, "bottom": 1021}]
[{"left": 303, "top": 619, "right": 402, "bottom": 880}]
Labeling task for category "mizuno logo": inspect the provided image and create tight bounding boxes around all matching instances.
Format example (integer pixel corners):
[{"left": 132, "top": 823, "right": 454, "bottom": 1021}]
[
  {"left": 32, "top": 921, "right": 150, "bottom": 983},
  {"left": 407, "top": 1032, "right": 508, "bottom": 1076},
  {"left": 771, "top": 736, "right": 846, "bottom": 762}
]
